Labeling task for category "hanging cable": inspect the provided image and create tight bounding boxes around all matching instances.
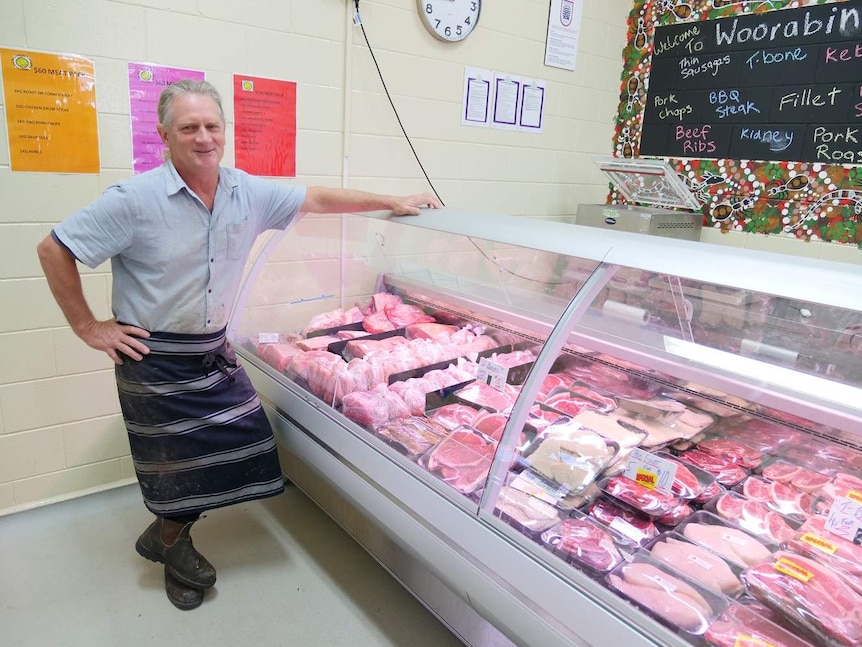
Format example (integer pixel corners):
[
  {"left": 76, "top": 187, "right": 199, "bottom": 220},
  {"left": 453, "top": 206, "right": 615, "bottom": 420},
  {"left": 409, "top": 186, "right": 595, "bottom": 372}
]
[{"left": 353, "top": 0, "right": 445, "bottom": 206}]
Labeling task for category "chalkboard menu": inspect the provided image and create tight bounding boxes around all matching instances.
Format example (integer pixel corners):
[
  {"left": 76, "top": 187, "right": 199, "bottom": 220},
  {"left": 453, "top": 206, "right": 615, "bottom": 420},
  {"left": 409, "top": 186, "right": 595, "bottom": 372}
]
[{"left": 642, "top": 1, "right": 862, "bottom": 163}]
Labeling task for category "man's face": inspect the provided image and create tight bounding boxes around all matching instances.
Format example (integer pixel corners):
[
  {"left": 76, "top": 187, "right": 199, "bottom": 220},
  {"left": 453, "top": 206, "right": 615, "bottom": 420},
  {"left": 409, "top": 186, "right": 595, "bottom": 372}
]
[{"left": 158, "top": 93, "right": 225, "bottom": 178}]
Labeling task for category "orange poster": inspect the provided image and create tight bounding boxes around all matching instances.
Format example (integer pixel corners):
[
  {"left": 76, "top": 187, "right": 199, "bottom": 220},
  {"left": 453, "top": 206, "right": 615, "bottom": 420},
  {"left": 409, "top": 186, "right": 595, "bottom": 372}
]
[
  {"left": 0, "top": 48, "right": 99, "bottom": 173},
  {"left": 233, "top": 75, "right": 296, "bottom": 177}
]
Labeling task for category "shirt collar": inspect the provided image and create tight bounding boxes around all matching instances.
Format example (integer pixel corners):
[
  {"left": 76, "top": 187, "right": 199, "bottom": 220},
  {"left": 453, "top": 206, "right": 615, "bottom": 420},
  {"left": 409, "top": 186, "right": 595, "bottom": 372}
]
[{"left": 163, "top": 160, "right": 239, "bottom": 197}]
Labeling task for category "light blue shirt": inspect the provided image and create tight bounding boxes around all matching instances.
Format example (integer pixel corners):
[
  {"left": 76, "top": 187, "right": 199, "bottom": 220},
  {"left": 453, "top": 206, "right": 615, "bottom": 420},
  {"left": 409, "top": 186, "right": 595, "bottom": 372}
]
[{"left": 53, "top": 161, "right": 307, "bottom": 334}]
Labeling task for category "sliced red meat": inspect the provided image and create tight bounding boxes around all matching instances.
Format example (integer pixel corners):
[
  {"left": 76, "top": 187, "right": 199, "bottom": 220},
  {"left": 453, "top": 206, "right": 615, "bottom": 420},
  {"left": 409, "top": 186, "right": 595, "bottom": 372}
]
[
  {"left": 384, "top": 304, "right": 435, "bottom": 328},
  {"left": 787, "top": 514, "right": 862, "bottom": 596},
  {"left": 602, "top": 475, "right": 691, "bottom": 523},
  {"left": 544, "top": 518, "right": 624, "bottom": 572},
  {"left": 794, "top": 469, "right": 832, "bottom": 494},
  {"left": 705, "top": 603, "right": 814, "bottom": 647},
  {"left": 404, "top": 323, "right": 459, "bottom": 342},
  {"left": 454, "top": 382, "right": 516, "bottom": 412},
  {"left": 680, "top": 450, "right": 747, "bottom": 486},
  {"left": 698, "top": 438, "right": 763, "bottom": 469},
  {"left": 543, "top": 394, "right": 592, "bottom": 417},
  {"left": 423, "top": 430, "right": 496, "bottom": 493},
  {"left": 742, "top": 476, "right": 772, "bottom": 502},
  {"left": 535, "top": 374, "right": 571, "bottom": 402},
  {"left": 761, "top": 459, "right": 802, "bottom": 483},
  {"left": 427, "top": 404, "right": 480, "bottom": 431},
  {"left": 471, "top": 410, "right": 508, "bottom": 441},
  {"left": 587, "top": 497, "right": 658, "bottom": 545},
  {"left": 768, "top": 480, "right": 813, "bottom": 518},
  {"left": 362, "top": 311, "right": 398, "bottom": 334},
  {"left": 742, "top": 551, "right": 862, "bottom": 647}
]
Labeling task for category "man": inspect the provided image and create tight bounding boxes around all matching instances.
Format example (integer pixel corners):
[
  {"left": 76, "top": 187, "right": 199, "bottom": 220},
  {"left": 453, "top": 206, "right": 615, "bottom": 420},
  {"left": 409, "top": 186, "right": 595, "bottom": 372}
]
[{"left": 37, "top": 79, "right": 440, "bottom": 610}]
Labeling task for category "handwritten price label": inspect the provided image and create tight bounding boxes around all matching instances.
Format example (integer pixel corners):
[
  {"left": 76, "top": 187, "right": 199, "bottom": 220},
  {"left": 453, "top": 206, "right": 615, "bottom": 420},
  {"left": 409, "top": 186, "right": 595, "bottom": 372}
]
[
  {"left": 825, "top": 491, "right": 862, "bottom": 546},
  {"left": 477, "top": 358, "right": 509, "bottom": 391},
  {"left": 624, "top": 448, "right": 678, "bottom": 496}
]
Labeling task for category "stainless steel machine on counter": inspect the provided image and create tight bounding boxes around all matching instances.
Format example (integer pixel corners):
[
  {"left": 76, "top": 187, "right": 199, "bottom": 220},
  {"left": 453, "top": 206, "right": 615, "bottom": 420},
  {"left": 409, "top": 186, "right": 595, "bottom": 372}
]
[{"left": 228, "top": 209, "right": 862, "bottom": 647}]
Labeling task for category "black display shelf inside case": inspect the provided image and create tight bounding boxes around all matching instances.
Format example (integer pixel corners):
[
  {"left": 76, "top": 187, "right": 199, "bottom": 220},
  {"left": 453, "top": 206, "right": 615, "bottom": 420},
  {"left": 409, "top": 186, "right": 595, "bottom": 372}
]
[{"left": 229, "top": 208, "right": 862, "bottom": 647}]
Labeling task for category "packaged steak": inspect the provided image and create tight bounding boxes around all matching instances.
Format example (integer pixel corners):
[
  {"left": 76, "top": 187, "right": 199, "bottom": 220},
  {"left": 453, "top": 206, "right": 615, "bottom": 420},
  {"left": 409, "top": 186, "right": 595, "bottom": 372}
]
[
  {"left": 785, "top": 514, "right": 862, "bottom": 596},
  {"left": 598, "top": 475, "right": 693, "bottom": 526},
  {"left": 735, "top": 475, "right": 816, "bottom": 520},
  {"left": 741, "top": 551, "right": 862, "bottom": 647},
  {"left": 697, "top": 437, "right": 764, "bottom": 470},
  {"left": 678, "top": 449, "right": 748, "bottom": 487},
  {"left": 418, "top": 428, "right": 496, "bottom": 494},
  {"left": 541, "top": 510, "right": 635, "bottom": 576},
  {"left": 452, "top": 381, "right": 519, "bottom": 413},
  {"left": 707, "top": 491, "right": 799, "bottom": 545},
  {"left": 607, "top": 553, "right": 725, "bottom": 635},
  {"left": 705, "top": 601, "right": 815, "bottom": 647},
  {"left": 756, "top": 456, "right": 834, "bottom": 497},
  {"left": 587, "top": 496, "right": 660, "bottom": 546},
  {"left": 653, "top": 451, "right": 716, "bottom": 501}
]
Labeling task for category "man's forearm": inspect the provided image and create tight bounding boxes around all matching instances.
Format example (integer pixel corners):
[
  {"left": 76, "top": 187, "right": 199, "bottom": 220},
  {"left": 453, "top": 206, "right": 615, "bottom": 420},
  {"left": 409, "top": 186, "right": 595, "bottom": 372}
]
[
  {"left": 36, "top": 235, "right": 98, "bottom": 336},
  {"left": 302, "top": 186, "right": 396, "bottom": 214}
]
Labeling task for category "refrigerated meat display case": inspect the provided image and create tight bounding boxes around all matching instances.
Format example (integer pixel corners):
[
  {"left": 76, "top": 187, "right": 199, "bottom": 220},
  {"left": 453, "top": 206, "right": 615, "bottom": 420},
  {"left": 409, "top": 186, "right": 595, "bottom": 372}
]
[{"left": 228, "top": 208, "right": 862, "bottom": 647}]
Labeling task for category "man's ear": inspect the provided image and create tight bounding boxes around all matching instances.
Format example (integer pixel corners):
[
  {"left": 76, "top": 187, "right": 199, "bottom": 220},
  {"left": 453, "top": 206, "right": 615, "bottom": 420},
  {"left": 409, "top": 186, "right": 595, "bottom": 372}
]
[{"left": 156, "top": 126, "right": 168, "bottom": 145}]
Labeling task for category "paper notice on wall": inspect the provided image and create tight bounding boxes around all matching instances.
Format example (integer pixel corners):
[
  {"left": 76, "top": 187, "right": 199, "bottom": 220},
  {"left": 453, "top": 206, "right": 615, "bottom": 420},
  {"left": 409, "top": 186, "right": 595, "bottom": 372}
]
[
  {"left": 519, "top": 80, "right": 546, "bottom": 133},
  {"left": 491, "top": 73, "right": 520, "bottom": 130},
  {"left": 128, "top": 63, "right": 205, "bottom": 174},
  {"left": 0, "top": 48, "right": 100, "bottom": 173},
  {"left": 545, "top": 0, "right": 583, "bottom": 71},
  {"left": 462, "top": 67, "right": 492, "bottom": 127},
  {"left": 233, "top": 74, "right": 297, "bottom": 177}
]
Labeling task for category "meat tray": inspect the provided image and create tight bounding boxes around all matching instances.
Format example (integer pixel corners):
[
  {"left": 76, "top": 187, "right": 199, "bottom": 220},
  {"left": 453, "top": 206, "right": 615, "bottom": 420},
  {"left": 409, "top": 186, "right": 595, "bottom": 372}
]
[
  {"left": 416, "top": 426, "right": 498, "bottom": 495},
  {"left": 703, "top": 599, "right": 818, "bottom": 647},
  {"left": 487, "top": 485, "right": 562, "bottom": 539},
  {"left": 328, "top": 327, "right": 405, "bottom": 360},
  {"left": 541, "top": 509, "right": 637, "bottom": 578},
  {"left": 675, "top": 510, "right": 777, "bottom": 569},
  {"left": 597, "top": 475, "right": 693, "bottom": 527},
  {"left": 542, "top": 385, "right": 618, "bottom": 418},
  {"left": 703, "top": 490, "right": 802, "bottom": 546},
  {"left": 606, "top": 552, "right": 729, "bottom": 636},
  {"left": 732, "top": 474, "right": 819, "bottom": 521},
  {"left": 476, "top": 341, "right": 541, "bottom": 385},
  {"left": 642, "top": 531, "right": 746, "bottom": 599},
  {"left": 652, "top": 450, "right": 717, "bottom": 501}
]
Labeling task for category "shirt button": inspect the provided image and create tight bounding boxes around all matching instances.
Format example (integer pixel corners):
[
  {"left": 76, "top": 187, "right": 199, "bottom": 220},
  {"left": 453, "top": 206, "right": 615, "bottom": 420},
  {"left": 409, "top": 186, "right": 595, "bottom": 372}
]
[
  {"left": 207, "top": 319, "right": 211, "bottom": 324},
  {"left": 208, "top": 289, "right": 212, "bottom": 293}
]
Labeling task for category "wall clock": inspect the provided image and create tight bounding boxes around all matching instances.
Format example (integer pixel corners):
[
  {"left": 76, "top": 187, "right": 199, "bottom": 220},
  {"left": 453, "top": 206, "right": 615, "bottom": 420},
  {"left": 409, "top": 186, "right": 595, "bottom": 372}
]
[{"left": 417, "top": 0, "right": 481, "bottom": 43}]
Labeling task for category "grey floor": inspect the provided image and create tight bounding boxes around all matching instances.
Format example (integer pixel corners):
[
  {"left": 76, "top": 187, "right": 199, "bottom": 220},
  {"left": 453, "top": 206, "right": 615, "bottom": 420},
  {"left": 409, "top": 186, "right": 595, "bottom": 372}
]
[{"left": 0, "top": 483, "right": 466, "bottom": 647}]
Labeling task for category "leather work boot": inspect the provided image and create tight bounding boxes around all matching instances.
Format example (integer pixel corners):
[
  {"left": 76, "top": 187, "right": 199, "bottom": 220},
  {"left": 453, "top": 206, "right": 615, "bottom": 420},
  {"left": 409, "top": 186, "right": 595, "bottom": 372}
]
[
  {"left": 135, "top": 518, "right": 217, "bottom": 589},
  {"left": 164, "top": 565, "right": 204, "bottom": 610}
]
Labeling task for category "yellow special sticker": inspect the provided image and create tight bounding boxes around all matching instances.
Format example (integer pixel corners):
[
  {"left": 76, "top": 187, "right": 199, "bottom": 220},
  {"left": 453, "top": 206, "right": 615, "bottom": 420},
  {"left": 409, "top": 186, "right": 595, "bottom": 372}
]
[
  {"left": 635, "top": 468, "right": 658, "bottom": 489},
  {"left": 847, "top": 490, "right": 862, "bottom": 505},
  {"left": 800, "top": 533, "right": 839, "bottom": 555},
  {"left": 734, "top": 635, "right": 776, "bottom": 647},
  {"left": 774, "top": 557, "right": 814, "bottom": 582}
]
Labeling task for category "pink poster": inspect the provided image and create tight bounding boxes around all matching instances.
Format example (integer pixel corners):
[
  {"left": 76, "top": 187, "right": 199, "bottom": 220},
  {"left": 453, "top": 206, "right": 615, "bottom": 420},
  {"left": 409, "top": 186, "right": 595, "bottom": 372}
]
[{"left": 128, "top": 62, "right": 205, "bottom": 173}]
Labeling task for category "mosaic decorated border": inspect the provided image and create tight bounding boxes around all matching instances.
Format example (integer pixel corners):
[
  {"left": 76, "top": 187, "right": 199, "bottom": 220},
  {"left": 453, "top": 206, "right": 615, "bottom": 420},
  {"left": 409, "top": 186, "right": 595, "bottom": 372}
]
[{"left": 614, "top": 0, "right": 862, "bottom": 246}]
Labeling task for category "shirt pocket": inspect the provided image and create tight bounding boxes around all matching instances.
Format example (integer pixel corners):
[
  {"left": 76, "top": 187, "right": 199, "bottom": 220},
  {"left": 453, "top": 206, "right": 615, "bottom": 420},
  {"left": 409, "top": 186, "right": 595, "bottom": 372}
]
[{"left": 225, "top": 223, "right": 248, "bottom": 261}]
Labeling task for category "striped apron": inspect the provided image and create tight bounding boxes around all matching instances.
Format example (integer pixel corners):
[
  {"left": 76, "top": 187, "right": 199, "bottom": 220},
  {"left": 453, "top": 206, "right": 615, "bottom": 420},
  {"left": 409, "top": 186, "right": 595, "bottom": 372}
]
[{"left": 115, "top": 328, "right": 284, "bottom": 516}]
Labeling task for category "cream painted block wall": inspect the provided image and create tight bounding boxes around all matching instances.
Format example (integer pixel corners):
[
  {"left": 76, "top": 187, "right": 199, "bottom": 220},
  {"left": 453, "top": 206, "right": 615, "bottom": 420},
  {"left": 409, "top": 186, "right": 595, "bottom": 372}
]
[{"left": 0, "top": 0, "right": 632, "bottom": 515}]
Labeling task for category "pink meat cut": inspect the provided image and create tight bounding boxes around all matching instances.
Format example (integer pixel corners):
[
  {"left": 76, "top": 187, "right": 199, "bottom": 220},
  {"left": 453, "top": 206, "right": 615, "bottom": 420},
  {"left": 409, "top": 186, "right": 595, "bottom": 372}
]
[
  {"left": 742, "top": 551, "right": 862, "bottom": 647},
  {"left": 786, "top": 514, "right": 862, "bottom": 596},
  {"left": 680, "top": 450, "right": 747, "bottom": 486},
  {"left": 761, "top": 459, "right": 802, "bottom": 483},
  {"left": 603, "top": 476, "right": 692, "bottom": 524},
  {"left": 698, "top": 438, "right": 763, "bottom": 469},
  {"left": 427, "top": 404, "right": 480, "bottom": 431},
  {"left": 714, "top": 493, "right": 795, "bottom": 544},
  {"left": 608, "top": 561, "right": 713, "bottom": 633},
  {"left": 588, "top": 498, "right": 658, "bottom": 545},
  {"left": 682, "top": 522, "right": 772, "bottom": 567},
  {"left": 454, "top": 382, "right": 516, "bottom": 412},
  {"left": 705, "top": 602, "right": 813, "bottom": 647},
  {"left": 425, "top": 430, "right": 495, "bottom": 493},
  {"left": 650, "top": 537, "right": 742, "bottom": 596},
  {"left": 549, "top": 518, "right": 623, "bottom": 572}
]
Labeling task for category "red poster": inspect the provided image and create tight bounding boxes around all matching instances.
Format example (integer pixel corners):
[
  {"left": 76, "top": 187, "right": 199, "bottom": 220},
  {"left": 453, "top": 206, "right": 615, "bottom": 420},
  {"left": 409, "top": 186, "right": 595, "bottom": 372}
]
[{"left": 233, "top": 75, "right": 296, "bottom": 177}]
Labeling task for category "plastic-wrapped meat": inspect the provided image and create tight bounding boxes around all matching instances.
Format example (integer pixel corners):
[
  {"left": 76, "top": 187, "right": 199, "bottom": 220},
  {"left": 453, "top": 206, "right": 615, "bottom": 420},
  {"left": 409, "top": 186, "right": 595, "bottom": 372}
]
[
  {"left": 650, "top": 536, "right": 743, "bottom": 596},
  {"left": 602, "top": 475, "right": 692, "bottom": 524},
  {"left": 427, "top": 404, "right": 480, "bottom": 431},
  {"left": 527, "top": 430, "right": 615, "bottom": 494},
  {"left": 375, "top": 416, "right": 448, "bottom": 457},
  {"left": 588, "top": 497, "right": 659, "bottom": 545},
  {"left": 705, "top": 602, "right": 814, "bottom": 647},
  {"left": 742, "top": 551, "right": 862, "bottom": 647},
  {"left": 543, "top": 518, "right": 624, "bottom": 572},
  {"left": 680, "top": 449, "right": 747, "bottom": 486},
  {"left": 682, "top": 521, "right": 772, "bottom": 567},
  {"left": 568, "top": 384, "right": 617, "bottom": 412},
  {"left": 543, "top": 393, "right": 596, "bottom": 418},
  {"left": 423, "top": 429, "right": 496, "bottom": 493},
  {"left": 454, "top": 382, "right": 517, "bottom": 412},
  {"left": 404, "top": 323, "right": 460, "bottom": 342},
  {"left": 383, "top": 304, "right": 435, "bottom": 328},
  {"left": 720, "top": 419, "right": 803, "bottom": 452},
  {"left": 564, "top": 362, "right": 657, "bottom": 400},
  {"left": 713, "top": 493, "right": 796, "bottom": 544},
  {"left": 259, "top": 342, "right": 304, "bottom": 372},
  {"left": 303, "top": 306, "right": 364, "bottom": 335},
  {"left": 357, "top": 292, "right": 402, "bottom": 315},
  {"left": 471, "top": 410, "right": 509, "bottom": 442},
  {"left": 698, "top": 438, "right": 763, "bottom": 469},
  {"left": 296, "top": 335, "right": 340, "bottom": 351},
  {"left": 340, "top": 385, "right": 410, "bottom": 428},
  {"left": 786, "top": 514, "right": 862, "bottom": 596},
  {"left": 494, "top": 486, "right": 559, "bottom": 532},
  {"left": 362, "top": 311, "right": 398, "bottom": 334},
  {"left": 741, "top": 476, "right": 814, "bottom": 519},
  {"left": 655, "top": 453, "right": 707, "bottom": 500},
  {"left": 286, "top": 350, "right": 343, "bottom": 383},
  {"left": 535, "top": 374, "right": 571, "bottom": 402},
  {"left": 344, "top": 335, "right": 408, "bottom": 359},
  {"left": 607, "top": 560, "right": 715, "bottom": 634}
]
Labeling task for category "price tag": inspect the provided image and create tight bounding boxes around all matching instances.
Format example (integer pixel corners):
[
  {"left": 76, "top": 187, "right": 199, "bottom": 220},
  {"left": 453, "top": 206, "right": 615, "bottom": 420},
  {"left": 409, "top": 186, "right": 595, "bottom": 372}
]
[
  {"left": 623, "top": 448, "right": 678, "bottom": 497},
  {"left": 258, "top": 332, "right": 280, "bottom": 344},
  {"left": 510, "top": 470, "right": 568, "bottom": 504},
  {"left": 825, "top": 491, "right": 862, "bottom": 546},
  {"left": 477, "top": 358, "right": 509, "bottom": 391}
]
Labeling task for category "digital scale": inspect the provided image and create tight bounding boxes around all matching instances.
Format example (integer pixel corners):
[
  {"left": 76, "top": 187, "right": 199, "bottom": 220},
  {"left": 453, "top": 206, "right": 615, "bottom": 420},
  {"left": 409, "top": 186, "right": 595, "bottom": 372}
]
[{"left": 576, "top": 157, "right": 704, "bottom": 241}]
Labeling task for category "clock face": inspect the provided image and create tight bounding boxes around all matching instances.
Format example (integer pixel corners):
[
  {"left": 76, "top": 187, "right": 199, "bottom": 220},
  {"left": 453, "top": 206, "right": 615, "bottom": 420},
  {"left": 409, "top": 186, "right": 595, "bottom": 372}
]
[{"left": 417, "top": 0, "right": 481, "bottom": 43}]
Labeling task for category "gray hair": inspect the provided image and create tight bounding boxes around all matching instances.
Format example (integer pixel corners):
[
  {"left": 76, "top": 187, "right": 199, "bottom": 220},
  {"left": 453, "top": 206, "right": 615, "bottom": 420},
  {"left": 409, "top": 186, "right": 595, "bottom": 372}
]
[{"left": 157, "top": 79, "right": 225, "bottom": 130}]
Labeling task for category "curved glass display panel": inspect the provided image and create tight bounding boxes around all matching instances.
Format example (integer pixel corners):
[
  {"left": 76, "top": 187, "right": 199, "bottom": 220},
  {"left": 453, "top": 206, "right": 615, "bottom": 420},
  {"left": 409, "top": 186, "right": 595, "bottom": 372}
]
[{"left": 230, "top": 210, "right": 862, "bottom": 647}]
